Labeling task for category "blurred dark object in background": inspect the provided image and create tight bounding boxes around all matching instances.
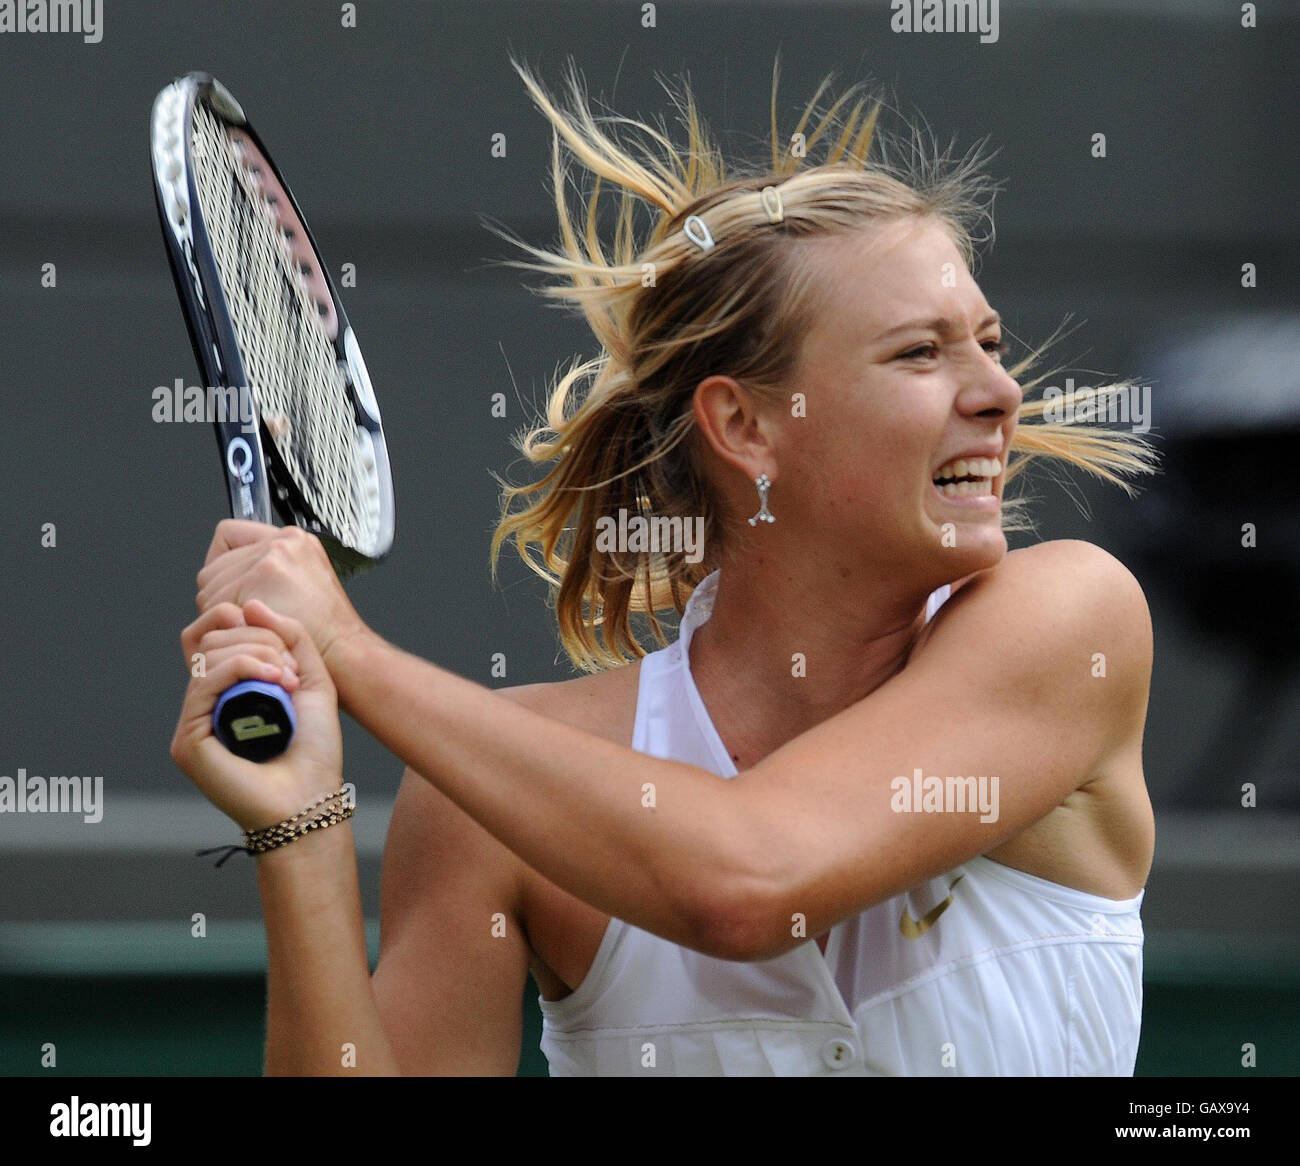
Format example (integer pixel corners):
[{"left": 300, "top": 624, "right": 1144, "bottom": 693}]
[{"left": 1117, "top": 311, "right": 1300, "bottom": 799}]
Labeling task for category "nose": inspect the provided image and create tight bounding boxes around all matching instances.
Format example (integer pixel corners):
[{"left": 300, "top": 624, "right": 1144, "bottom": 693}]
[{"left": 959, "top": 346, "right": 1022, "bottom": 421}]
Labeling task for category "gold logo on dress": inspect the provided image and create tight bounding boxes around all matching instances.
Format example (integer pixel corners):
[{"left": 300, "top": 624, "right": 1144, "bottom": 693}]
[{"left": 899, "top": 875, "right": 964, "bottom": 939}]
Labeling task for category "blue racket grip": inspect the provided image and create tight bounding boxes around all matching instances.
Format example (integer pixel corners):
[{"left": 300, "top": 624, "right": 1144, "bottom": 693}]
[{"left": 212, "top": 680, "right": 297, "bottom": 762}]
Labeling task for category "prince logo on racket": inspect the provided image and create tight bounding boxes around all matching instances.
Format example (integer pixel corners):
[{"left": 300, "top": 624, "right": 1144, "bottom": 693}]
[
  {"left": 227, "top": 437, "right": 256, "bottom": 518},
  {"left": 230, "top": 715, "right": 281, "bottom": 743}
]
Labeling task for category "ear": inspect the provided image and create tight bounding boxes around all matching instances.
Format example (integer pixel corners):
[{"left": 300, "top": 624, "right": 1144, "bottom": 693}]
[{"left": 691, "top": 375, "right": 777, "bottom": 480}]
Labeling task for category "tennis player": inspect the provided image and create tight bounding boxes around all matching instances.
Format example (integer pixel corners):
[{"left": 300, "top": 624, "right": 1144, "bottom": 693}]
[{"left": 171, "top": 62, "right": 1159, "bottom": 1076}]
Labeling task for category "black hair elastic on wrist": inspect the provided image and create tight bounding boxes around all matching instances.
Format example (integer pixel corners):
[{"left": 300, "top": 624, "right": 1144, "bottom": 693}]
[{"left": 196, "top": 843, "right": 253, "bottom": 868}]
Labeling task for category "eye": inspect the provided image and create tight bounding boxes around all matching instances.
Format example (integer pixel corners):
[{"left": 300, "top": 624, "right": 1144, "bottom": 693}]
[{"left": 895, "top": 339, "right": 1009, "bottom": 361}]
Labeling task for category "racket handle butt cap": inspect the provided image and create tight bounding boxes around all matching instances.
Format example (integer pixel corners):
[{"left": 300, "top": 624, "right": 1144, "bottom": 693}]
[{"left": 212, "top": 680, "right": 297, "bottom": 762}]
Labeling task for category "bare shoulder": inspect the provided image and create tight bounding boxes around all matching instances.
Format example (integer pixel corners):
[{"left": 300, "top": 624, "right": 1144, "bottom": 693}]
[
  {"left": 951, "top": 538, "right": 1149, "bottom": 613},
  {"left": 929, "top": 539, "right": 1154, "bottom": 893},
  {"left": 495, "top": 661, "right": 643, "bottom": 744},
  {"left": 405, "top": 664, "right": 640, "bottom": 864},
  {"left": 937, "top": 538, "right": 1152, "bottom": 702},
  {"left": 382, "top": 666, "right": 639, "bottom": 907},
  {"left": 1007, "top": 537, "right": 1148, "bottom": 601}
]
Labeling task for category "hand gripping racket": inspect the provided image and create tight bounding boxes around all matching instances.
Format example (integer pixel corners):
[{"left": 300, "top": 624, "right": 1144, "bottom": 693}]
[{"left": 151, "top": 73, "right": 394, "bottom": 761}]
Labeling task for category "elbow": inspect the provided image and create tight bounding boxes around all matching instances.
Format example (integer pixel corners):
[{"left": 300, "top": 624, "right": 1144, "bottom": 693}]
[
  {"left": 681, "top": 790, "right": 804, "bottom": 962},
  {"left": 687, "top": 869, "right": 789, "bottom": 963}
]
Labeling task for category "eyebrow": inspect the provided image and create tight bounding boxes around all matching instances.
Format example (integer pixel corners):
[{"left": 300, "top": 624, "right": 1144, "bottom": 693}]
[{"left": 876, "top": 312, "right": 1002, "bottom": 342}]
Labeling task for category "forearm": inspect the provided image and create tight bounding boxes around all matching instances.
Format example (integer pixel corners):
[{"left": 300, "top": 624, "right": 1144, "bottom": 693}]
[
  {"left": 257, "top": 822, "right": 400, "bottom": 1075},
  {"left": 331, "top": 632, "right": 756, "bottom": 955}
]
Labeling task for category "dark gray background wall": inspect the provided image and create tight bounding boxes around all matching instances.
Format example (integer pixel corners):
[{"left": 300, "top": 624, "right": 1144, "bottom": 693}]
[{"left": 1, "top": 1, "right": 1297, "bottom": 945}]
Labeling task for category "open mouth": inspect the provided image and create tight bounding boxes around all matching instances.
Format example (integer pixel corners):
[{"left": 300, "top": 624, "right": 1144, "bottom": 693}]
[{"left": 932, "top": 457, "right": 1002, "bottom": 499}]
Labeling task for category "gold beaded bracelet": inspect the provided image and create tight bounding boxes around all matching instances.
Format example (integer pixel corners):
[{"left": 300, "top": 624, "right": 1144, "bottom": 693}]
[{"left": 197, "top": 787, "right": 356, "bottom": 867}]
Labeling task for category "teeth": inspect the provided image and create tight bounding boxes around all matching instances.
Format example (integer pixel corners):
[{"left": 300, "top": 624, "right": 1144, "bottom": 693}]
[
  {"left": 937, "top": 478, "right": 994, "bottom": 498},
  {"left": 933, "top": 456, "right": 1002, "bottom": 482}
]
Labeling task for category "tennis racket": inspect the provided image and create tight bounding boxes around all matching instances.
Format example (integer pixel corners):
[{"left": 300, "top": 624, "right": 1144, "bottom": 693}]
[{"left": 150, "top": 72, "right": 395, "bottom": 761}]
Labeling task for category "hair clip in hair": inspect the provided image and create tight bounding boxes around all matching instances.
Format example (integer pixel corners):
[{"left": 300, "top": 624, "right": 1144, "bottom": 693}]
[
  {"left": 759, "top": 185, "right": 784, "bottom": 224},
  {"left": 683, "top": 214, "right": 715, "bottom": 252}
]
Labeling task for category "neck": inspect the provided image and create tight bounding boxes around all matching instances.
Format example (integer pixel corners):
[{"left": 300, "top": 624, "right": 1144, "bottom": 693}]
[{"left": 686, "top": 555, "right": 938, "bottom": 769}]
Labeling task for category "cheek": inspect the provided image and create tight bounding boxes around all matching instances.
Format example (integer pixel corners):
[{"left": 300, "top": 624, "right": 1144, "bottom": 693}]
[
  {"left": 783, "top": 385, "right": 942, "bottom": 511},
  {"left": 809, "top": 441, "right": 923, "bottom": 519}
]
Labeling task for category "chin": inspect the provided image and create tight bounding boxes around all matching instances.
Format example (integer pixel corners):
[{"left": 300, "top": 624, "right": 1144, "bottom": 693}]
[{"left": 925, "top": 514, "right": 1007, "bottom": 580}]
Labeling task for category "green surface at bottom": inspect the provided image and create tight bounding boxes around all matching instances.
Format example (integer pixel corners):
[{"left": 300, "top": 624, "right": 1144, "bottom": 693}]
[
  {"left": 0, "top": 974, "right": 549, "bottom": 1077},
  {"left": 1, "top": 973, "right": 1295, "bottom": 1077}
]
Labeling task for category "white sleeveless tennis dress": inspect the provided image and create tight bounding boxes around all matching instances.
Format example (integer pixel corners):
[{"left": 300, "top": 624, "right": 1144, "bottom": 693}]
[{"left": 539, "top": 571, "right": 1145, "bottom": 1076}]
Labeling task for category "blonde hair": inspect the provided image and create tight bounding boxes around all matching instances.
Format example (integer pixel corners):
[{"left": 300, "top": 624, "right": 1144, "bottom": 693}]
[{"left": 488, "top": 57, "right": 1160, "bottom": 672}]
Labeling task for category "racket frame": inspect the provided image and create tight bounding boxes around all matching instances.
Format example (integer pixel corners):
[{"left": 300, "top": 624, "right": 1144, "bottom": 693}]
[{"left": 150, "top": 72, "right": 394, "bottom": 574}]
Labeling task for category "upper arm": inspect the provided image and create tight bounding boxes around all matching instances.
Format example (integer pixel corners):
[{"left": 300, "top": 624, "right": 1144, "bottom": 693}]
[
  {"left": 737, "top": 539, "right": 1152, "bottom": 959},
  {"left": 371, "top": 766, "right": 532, "bottom": 1075}
]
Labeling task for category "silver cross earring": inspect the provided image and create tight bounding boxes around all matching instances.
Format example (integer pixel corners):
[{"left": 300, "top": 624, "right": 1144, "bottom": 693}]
[{"left": 748, "top": 473, "right": 775, "bottom": 526}]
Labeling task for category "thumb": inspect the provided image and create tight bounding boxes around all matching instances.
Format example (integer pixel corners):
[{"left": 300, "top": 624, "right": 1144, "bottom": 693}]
[{"left": 242, "top": 600, "right": 329, "bottom": 688}]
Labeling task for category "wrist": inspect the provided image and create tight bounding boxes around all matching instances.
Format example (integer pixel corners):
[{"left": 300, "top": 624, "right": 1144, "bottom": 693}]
[
  {"left": 255, "top": 815, "right": 355, "bottom": 871},
  {"left": 255, "top": 819, "right": 362, "bottom": 915},
  {"left": 323, "top": 624, "right": 387, "bottom": 712},
  {"left": 229, "top": 765, "right": 347, "bottom": 833},
  {"left": 243, "top": 786, "right": 354, "bottom": 852}
]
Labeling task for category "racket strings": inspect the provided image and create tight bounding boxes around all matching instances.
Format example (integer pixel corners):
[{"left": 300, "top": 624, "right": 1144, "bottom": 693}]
[{"left": 190, "top": 102, "right": 367, "bottom": 547}]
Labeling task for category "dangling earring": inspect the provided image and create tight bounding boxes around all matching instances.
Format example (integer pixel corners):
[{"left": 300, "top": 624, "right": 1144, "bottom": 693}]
[{"left": 747, "top": 473, "right": 775, "bottom": 526}]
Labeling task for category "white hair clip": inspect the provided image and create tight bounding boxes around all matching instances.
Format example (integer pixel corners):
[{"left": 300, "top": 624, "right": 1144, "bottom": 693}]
[
  {"left": 760, "top": 185, "right": 784, "bottom": 224},
  {"left": 683, "top": 214, "right": 715, "bottom": 252}
]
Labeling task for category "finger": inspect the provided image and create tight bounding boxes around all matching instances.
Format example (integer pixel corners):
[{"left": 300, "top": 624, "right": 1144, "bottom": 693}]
[
  {"left": 197, "top": 625, "right": 296, "bottom": 669},
  {"left": 181, "top": 602, "right": 245, "bottom": 663},
  {"left": 188, "top": 651, "right": 296, "bottom": 713},
  {"left": 195, "top": 543, "right": 264, "bottom": 605},
  {"left": 242, "top": 601, "right": 326, "bottom": 685},
  {"left": 203, "top": 519, "right": 280, "bottom": 569},
  {"left": 197, "top": 641, "right": 299, "bottom": 687},
  {"left": 195, "top": 547, "right": 289, "bottom": 614}
]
